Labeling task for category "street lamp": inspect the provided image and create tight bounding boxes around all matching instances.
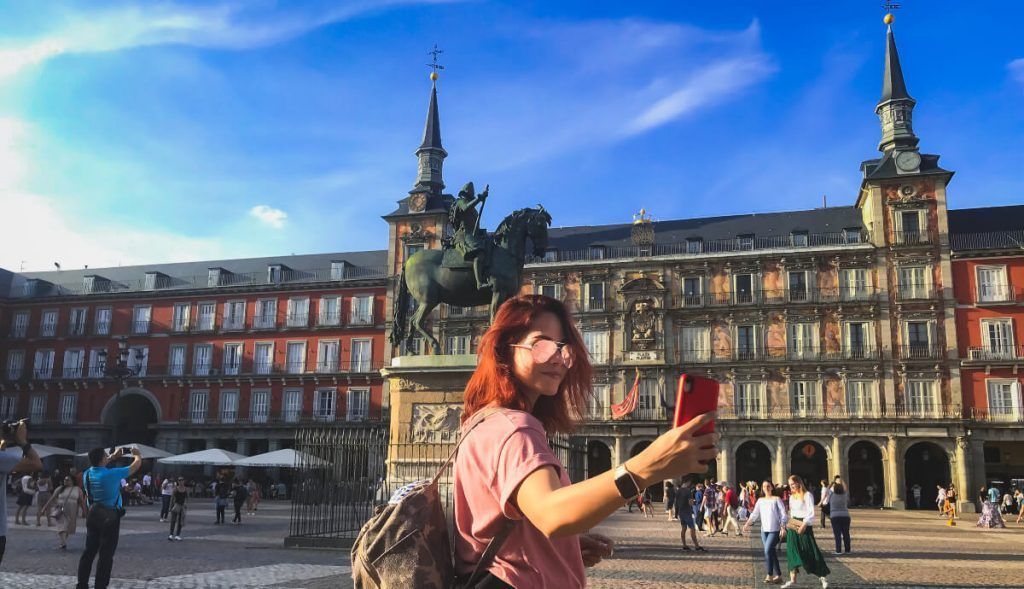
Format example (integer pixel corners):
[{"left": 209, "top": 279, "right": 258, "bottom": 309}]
[{"left": 99, "top": 336, "right": 135, "bottom": 448}]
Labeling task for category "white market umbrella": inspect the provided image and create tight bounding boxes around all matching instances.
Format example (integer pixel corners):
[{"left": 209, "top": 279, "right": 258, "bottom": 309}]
[
  {"left": 232, "top": 448, "right": 328, "bottom": 469},
  {"left": 158, "top": 448, "right": 246, "bottom": 466},
  {"left": 76, "top": 443, "right": 174, "bottom": 460},
  {"left": 5, "top": 444, "right": 77, "bottom": 460}
]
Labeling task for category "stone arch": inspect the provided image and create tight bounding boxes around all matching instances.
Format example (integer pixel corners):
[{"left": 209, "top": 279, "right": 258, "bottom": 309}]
[
  {"left": 586, "top": 439, "right": 613, "bottom": 478},
  {"left": 790, "top": 440, "right": 830, "bottom": 493},
  {"left": 100, "top": 387, "right": 163, "bottom": 424},
  {"left": 735, "top": 440, "right": 773, "bottom": 486},
  {"left": 847, "top": 440, "right": 885, "bottom": 507},
  {"left": 100, "top": 387, "right": 161, "bottom": 446},
  {"left": 904, "top": 441, "right": 952, "bottom": 509}
]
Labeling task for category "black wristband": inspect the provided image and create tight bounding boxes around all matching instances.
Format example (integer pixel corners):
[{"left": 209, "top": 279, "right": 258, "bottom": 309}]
[{"left": 20, "top": 443, "right": 32, "bottom": 454}]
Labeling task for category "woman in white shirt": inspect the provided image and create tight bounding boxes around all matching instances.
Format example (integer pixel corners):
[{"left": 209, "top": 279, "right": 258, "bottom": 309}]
[
  {"left": 743, "top": 481, "right": 787, "bottom": 584},
  {"left": 781, "top": 475, "right": 831, "bottom": 589}
]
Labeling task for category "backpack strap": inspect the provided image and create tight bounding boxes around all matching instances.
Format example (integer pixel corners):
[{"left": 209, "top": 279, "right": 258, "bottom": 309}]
[
  {"left": 461, "top": 518, "right": 515, "bottom": 588},
  {"left": 429, "top": 408, "right": 499, "bottom": 485}
]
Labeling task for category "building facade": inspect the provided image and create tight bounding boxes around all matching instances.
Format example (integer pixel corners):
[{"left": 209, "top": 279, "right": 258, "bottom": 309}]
[{"left": 0, "top": 252, "right": 388, "bottom": 456}]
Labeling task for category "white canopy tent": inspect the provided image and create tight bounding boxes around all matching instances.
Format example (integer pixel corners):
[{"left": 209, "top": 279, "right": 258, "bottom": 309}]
[
  {"left": 4, "top": 444, "right": 78, "bottom": 460},
  {"left": 76, "top": 443, "right": 174, "bottom": 460},
  {"left": 158, "top": 448, "right": 246, "bottom": 466},
  {"left": 232, "top": 448, "right": 328, "bottom": 469}
]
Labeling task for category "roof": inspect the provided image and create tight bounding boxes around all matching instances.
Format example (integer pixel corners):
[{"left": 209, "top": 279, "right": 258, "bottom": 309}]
[
  {"left": 418, "top": 82, "right": 445, "bottom": 152},
  {"left": 949, "top": 205, "right": 1024, "bottom": 253},
  {"left": 383, "top": 193, "right": 454, "bottom": 219},
  {"left": 545, "top": 206, "right": 865, "bottom": 251},
  {"left": 880, "top": 27, "right": 914, "bottom": 105},
  {"left": 860, "top": 152, "right": 951, "bottom": 181}
]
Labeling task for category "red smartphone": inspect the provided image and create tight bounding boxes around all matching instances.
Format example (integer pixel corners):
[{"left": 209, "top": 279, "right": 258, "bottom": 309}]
[{"left": 673, "top": 373, "right": 719, "bottom": 436}]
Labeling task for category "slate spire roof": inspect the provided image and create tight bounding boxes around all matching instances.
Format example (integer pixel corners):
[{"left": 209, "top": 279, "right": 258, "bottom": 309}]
[
  {"left": 880, "top": 26, "right": 914, "bottom": 105},
  {"left": 418, "top": 80, "right": 444, "bottom": 151}
]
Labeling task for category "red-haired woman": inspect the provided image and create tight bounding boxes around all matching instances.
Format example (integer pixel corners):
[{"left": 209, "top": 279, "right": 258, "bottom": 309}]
[{"left": 453, "top": 295, "right": 717, "bottom": 588}]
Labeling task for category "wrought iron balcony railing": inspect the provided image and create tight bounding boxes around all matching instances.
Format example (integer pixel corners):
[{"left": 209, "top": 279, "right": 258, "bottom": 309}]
[
  {"left": 975, "top": 284, "right": 1022, "bottom": 304},
  {"left": 964, "top": 346, "right": 1024, "bottom": 362},
  {"left": 581, "top": 403, "right": 963, "bottom": 423},
  {"left": 893, "top": 231, "right": 930, "bottom": 246},
  {"left": 176, "top": 410, "right": 386, "bottom": 426},
  {"left": 968, "top": 408, "right": 1024, "bottom": 423},
  {"left": 677, "top": 287, "right": 879, "bottom": 309},
  {"left": 2, "top": 360, "right": 386, "bottom": 383},
  {"left": 896, "top": 345, "right": 945, "bottom": 360},
  {"left": 678, "top": 346, "right": 882, "bottom": 364},
  {"left": 895, "top": 284, "right": 935, "bottom": 301}
]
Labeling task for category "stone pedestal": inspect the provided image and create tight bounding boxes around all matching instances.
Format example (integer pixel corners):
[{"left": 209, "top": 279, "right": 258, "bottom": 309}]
[{"left": 381, "top": 354, "right": 477, "bottom": 487}]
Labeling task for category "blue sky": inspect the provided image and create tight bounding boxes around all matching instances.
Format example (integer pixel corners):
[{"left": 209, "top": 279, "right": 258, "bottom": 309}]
[{"left": 0, "top": 0, "right": 1021, "bottom": 271}]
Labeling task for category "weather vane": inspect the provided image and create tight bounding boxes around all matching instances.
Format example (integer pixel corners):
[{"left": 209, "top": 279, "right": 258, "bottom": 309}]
[
  {"left": 427, "top": 44, "right": 444, "bottom": 80},
  {"left": 883, "top": 1, "right": 901, "bottom": 13}
]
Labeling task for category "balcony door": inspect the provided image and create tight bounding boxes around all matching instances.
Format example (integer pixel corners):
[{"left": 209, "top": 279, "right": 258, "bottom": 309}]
[{"left": 981, "top": 319, "right": 1014, "bottom": 359}]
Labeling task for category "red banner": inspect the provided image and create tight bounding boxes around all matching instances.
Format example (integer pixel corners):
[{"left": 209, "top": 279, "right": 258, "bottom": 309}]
[{"left": 611, "top": 368, "right": 641, "bottom": 420}]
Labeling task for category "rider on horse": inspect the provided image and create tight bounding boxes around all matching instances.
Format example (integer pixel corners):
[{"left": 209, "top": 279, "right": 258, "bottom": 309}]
[{"left": 449, "top": 182, "right": 491, "bottom": 290}]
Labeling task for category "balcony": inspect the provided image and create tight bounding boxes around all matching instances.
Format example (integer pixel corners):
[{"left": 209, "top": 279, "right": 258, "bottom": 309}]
[
  {"left": 976, "top": 284, "right": 1021, "bottom": 305},
  {"left": 221, "top": 319, "right": 245, "bottom": 332},
  {"left": 7, "top": 359, "right": 387, "bottom": 384},
  {"left": 176, "top": 409, "right": 387, "bottom": 426},
  {"left": 94, "top": 322, "right": 111, "bottom": 336},
  {"left": 964, "top": 346, "right": 1023, "bottom": 364},
  {"left": 896, "top": 285, "right": 935, "bottom": 301},
  {"left": 349, "top": 314, "right": 374, "bottom": 326},
  {"left": 9, "top": 326, "right": 27, "bottom": 339},
  {"left": 679, "top": 346, "right": 881, "bottom": 365},
  {"left": 969, "top": 408, "right": 1024, "bottom": 424},
  {"left": 285, "top": 313, "right": 309, "bottom": 328},
  {"left": 67, "top": 323, "right": 87, "bottom": 337},
  {"left": 677, "top": 287, "right": 879, "bottom": 309},
  {"left": 581, "top": 404, "right": 962, "bottom": 423},
  {"left": 61, "top": 366, "right": 84, "bottom": 379},
  {"left": 317, "top": 312, "right": 342, "bottom": 327},
  {"left": 897, "top": 345, "right": 945, "bottom": 360},
  {"left": 893, "top": 231, "right": 930, "bottom": 246},
  {"left": 130, "top": 320, "right": 150, "bottom": 335}
]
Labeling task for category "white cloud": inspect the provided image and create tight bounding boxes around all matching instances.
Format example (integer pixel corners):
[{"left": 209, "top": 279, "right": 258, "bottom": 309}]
[
  {"left": 249, "top": 204, "right": 288, "bottom": 228},
  {"left": 1009, "top": 58, "right": 1024, "bottom": 87}
]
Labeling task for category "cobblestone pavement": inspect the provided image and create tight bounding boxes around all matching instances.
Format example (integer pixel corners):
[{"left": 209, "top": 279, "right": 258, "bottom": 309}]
[{"left": 3, "top": 501, "right": 1022, "bottom": 587}]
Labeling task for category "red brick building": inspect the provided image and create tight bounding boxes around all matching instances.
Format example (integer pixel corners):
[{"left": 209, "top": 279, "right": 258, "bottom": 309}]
[
  {"left": 950, "top": 206, "right": 1024, "bottom": 490},
  {"left": 0, "top": 251, "right": 387, "bottom": 455}
]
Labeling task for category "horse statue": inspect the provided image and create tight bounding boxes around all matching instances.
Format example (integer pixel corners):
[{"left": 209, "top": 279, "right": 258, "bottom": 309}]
[{"left": 391, "top": 205, "right": 552, "bottom": 354}]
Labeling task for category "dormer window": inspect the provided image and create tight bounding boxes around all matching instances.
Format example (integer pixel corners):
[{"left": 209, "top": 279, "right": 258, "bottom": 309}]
[
  {"left": 82, "top": 275, "right": 109, "bottom": 294},
  {"left": 542, "top": 250, "right": 557, "bottom": 263},
  {"left": 685, "top": 238, "right": 703, "bottom": 254},
  {"left": 331, "top": 261, "right": 347, "bottom": 281},
  {"left": 208, "top": 268, "right": 223, "bottom": 287},
  {"left": 791, "top": 232, "right": 809, "bottom": 247},
  {"left": 144, "top": 272, "right": 168, "bottom": 290},
  {"left": 738, "top": 234, "right": 754, "bottom": 251},
  {"left": 843, "top": 228, "right": 862, "bottom": 244},
  {"left": 589, "top": 246, "right": 606, "bottom": 260},
  {"left": 267, "top": 264, "right": 283, "bottom": 284}
]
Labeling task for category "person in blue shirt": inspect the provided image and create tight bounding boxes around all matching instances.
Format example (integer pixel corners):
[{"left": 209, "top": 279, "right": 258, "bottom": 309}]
[
  {"left": 0, "top": 420, "right": 43, "bottom": 567},
  {"left": 76, "top": 446, "right": 142, "bottom": 589}
]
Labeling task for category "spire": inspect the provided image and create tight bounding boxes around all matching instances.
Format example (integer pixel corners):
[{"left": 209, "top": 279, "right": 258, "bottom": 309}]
[
  {"left": 875, "top": 14, "right": 919, "bottom": 154},
  {"left": 419, "top": 81, "right": 443, "bottom": 151},
  {"left": 412, "top": 72, "right": 448, "bottom": 195}
]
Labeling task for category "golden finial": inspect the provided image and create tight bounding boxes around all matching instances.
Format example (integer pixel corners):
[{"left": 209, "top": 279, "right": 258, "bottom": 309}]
[
  {"left": 430, "top": 71, "right": 439, "bottom": 81},
  {"left": 632, "top": 208, "right": 652, "bottom": 225},
  {"left": 883, "top": 13, "right": 894, "bottom": 25}
]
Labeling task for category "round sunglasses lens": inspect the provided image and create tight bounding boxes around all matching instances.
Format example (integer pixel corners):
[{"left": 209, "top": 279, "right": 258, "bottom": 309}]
[{"left": 531, "top": 340, "right": 559, "bottom": 363}]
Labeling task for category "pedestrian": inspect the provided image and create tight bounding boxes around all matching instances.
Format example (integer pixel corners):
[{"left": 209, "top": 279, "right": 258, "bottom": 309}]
[
  {"left": 0, "top": 421, "right": 43, "bottom": 565},
  {"left": 1014, "top": 488, "right": 1024, "bottom": 524},
  {"left": 213, "top": 477, "right": 229, "bottom": 524},
  {"left": 676, "top": 480, "right": 706, "bottom": 552},
  {"left": 828, "top": 480, "right": 851, "bottom": 554},
  {"left": 159, "top": 476, "right": 174, "bottom": 522},
  {"left": 701, "top": 483, "right": 718, "bottom": 536},
  {"left": 35, "top": 471, "right": 53, "bottom": 527},
  {"left": 818, "top": 479, "right": 832, "bottom": 529},
  {"left": 231, "top": 479, "right": 248, "bottom": 524},
  {"left": 665, "top": 481, "right": 677, "bottom": 521},
  {"left": 15, "top": 470, "right": 36, "bottom": 525},
  {"left": 935, "top": 484, "right": 947, "bottom": 515},
  {"left": 168, "top": 477, "right": 188, "bottom": 541},
  {"left": 78, "top": 447, "right": 143, "bottom": 589},
  {"left": 946, "top": 484, "right": 959, "bottom": 523},
  {"left": 911, "top": 483, "right": 922, "bottom": 509},
  {"left": 449, "top": 295, "right": 717, "bottom": 586},
  {"left": 743, "top": 481, "right": 786, "bottom": 585},
  {"left": 245, "top": 479, "right": 259, "bottom": 515},
  {"left": 142, "top": 472, "right": 153, "bottom": 500},
  {"left": 722, "top": 483, "right": 742, "bottom": 536},
  {"left": 41, "top": 475, "right": 88, "bottom": 550},
  {"left": 780, "top": 475, "right": 831, "bottom": 589},
  {"left": 976, "top": 486, "right": 1006, "bottom": 529},
  {"left": 693, "top": 483, "right": 705, "bottom": 531},
  {"left": 738, "top": 483, "right": 750, "bottom": 521}
]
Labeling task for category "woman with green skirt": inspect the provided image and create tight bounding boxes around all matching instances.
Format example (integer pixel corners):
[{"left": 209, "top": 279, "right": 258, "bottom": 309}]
[{"left": 781, "top": 475, "right": 831, "bottom": 589}]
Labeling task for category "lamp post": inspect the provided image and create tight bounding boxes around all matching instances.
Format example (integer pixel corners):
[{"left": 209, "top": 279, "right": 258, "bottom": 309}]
[{"left": 99, "top": 336, "right": 135, "bottom": 449}]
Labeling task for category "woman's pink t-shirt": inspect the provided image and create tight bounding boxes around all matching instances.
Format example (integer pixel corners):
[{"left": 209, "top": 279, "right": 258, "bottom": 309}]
[{"left": 453, "top": 409, "right": 586, "bottom": 588}]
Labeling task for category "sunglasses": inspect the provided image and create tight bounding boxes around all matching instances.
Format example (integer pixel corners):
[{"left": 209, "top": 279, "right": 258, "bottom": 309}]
[{"left": 511, "top": 339, "right": 573, "bottom": 367}]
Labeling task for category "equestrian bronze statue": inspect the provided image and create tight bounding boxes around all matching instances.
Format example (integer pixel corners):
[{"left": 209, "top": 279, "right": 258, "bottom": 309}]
[{"left": 391, "top": 183, "right": 552, "bottom": 354}]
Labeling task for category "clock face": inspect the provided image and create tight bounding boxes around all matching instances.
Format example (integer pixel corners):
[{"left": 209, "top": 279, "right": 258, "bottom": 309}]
[{"left": 895, "top": 151, "right": 921, "bottom": 172}]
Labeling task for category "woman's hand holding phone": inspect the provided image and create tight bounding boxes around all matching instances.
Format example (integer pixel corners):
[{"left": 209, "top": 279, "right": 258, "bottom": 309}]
[{"left": 624, "top": 413, "right": 719, "bottom": 488}]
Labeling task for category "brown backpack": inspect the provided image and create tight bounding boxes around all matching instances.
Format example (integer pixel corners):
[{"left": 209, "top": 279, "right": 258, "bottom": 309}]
[{"left": 351, "top": 411, "right": 513, "bottom": 588}]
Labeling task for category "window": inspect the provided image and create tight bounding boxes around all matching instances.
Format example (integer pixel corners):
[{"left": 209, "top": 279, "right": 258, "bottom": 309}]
[
  {"left": 680, "top": 327, "right": 709, "bottom": 363},
  {"left": 736, "top": 325, "right": 757, "bottom": 360},
  {"left": 144, "top": 272, "right": 165, "bottom": 290},
  {"left": 219, "top": 390, "right": 239, "bottom": 424},
  {"left": 791, "top": 232, "right": 809, "bottom": 247},
  {"left": 317, "top": 340, "right": 339, "bottom": 372},
  {"left": 582, "top": 330, "right": 608, "bottom": 364},
  {"left": 208, "top": 268, "right": 221, "bottom": 287},
  {"left": 686, "top": 238, "right": 703, "bottom": 254},
  {"left": 6, "top": 350, "right": 24, "bottom": 380},
  {"left": 223, "top": 301, "right": 245, "bottom": 330},
  {"left": 168, "top": 345, "right": 187, "bottom": 376},
  {"left": 59, "top": 394, "right": 77, "bottom": 424},
  {"left": 287, "top": 297, "right": 310, "bottom": 327},
  {"left": 29, "top": 394, "right": 45, "bottom": 423},
  {"left": 319, "top": 296, "right": 341, "bottom": 326},
  {"left": 267, "top": 265, "right": 282, "bottom": 284},
  {"left": 638, "top": 378, "right": 661, "bottom": 413},
  {"left": 446, "top": 304, "right": 465, "bottom": 317},
  {"left": 404, "top": 243, "right": 424, "bottom": 262},
  {"left": 172, "top": 303, "right": 190, "bottom": 332},
  {"left": 128, "top": 346, "right": 148, "bottom": 377},
  {"left": 843, "top": 228, "right": 862, "bottom": 244},
  {"left": 589, "top": 246, "right": 606, "bottom": 260},
  {"left": 222, "top": 343, "right": 242, "bottom": 375},
  {"left": 736, "top": 382, "right": 763, "bottom": 417},
  {"left": 445, "top": 335, "right": 469, "bottom": 355},
  {"left": 588, "top": 384, "right": 611, "bottom": 420},
  {"left": 906, "top": 380, "right": 936, "bottom": 416},
  {"left": 737, "top": 234, "right": 754, "bottom": 251},
  {"left": 132, "top": 305, "right": 151, "bottom": 334},
  {"left": 791, "top": 381, "right": 817, "bottom": 416},
  {"left": 734, "top": 274, "right": 754, "bottom": 304},
  {"left": 62, "top": 349, "right": 84, "bottom": 379},
  {"left": 351, "top": 339, "right": 372, "bottom": 372},
  {"left": 847, "top": 380, "right": 875, "bottom": 417},
  {"left": 788, "top": 323, "right": 817, "bottom": 359},
  {"left": 351, "top": 296, "right": 373, "bottom": 325},
  {"left": 330, "top": 261, "right": 346, "bottom": 281},
  {"left": 980, "top": 319, "right": 1015, "bottom": 359},
  {"left": 0, "top": 396, "right": 16, "bottom": 420},
  {"left": 10, "top": 311, "right": 28, "bottom": 338},
  {"left": 845, "top": 322, "right": 870, "bottom": 359},
  {"left": 69, "top": 308, "right": 87, "bottom": 336},
  {"left": 94, "top": 308, "right": 111, "bottom": 335},
  {"left": 977, "top": 266, "right": 1010, "bottom": 303},
  {"left": 286, "top": 342, "right": 306, "bottom": 374},
  {"left": 986, "top": 380, "right": 1022, "bottom": 420},
  {"left": 537, "top": 284, "right": 561, "bottom": 301},
  {"left": 254, "top": 342, "right": 274, "bottom": 375},
  {"left": 347, "top": 388, "right": 369, "bottom": 421},
  {"left": 584, "top": 282, "right": 605, "bottom": 311},
  {"left": 88, "top": 349, "right": 104, "bottom": 378},
  {"left": 250, "top": 389, "right": 270, "bottom": 423},
  {"left": 193, "top": 344, "right": 213, "bottom": 376},
  {"left": 283, "top": 389, "right": 303, "bottom": 422},
  {"left": 33, "top": 350, "right": 55, "bottom": 379},
  {"left": 905, "top": 321, "right": 931, "bottom": 357},
  {"left": 898, "top": 266, "right": 928, "bottom": 299},
  {"left": 189, "top": 390, "right": 209, "bottom": 423},
  {"left": 542, "top": 250, "right": 557, "bottom": 262},
  {"left": 898, "top": 210, "right": 923, "bottom": 243},
  {"left": 197, "top": 302, "right": 216, "bottom": 331},
  {"left": 682, "top": 276, "right": 702, "bottom": 307},
  {"left": 252, "top": 299, "right": 276, "bottom": 329},
  {"left": 788, "top": 271, "right": 808, "bottom": 302},
  {"left": 40, "top": 310, "right": 58, "bottom": 337},
  {"left": 314, "top": 388, "right": 336, "bottom": 421},
  {"left": 840, "top": 268, "right": 869, "bottom": 301}
]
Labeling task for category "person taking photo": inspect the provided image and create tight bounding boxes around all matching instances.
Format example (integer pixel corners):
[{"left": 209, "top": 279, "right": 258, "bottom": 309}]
[
  {"left": 77, "top": 446, "right": 142, "bottom": 589},
  {"left": 0, "top": 420, "right": 43, "bottom": 566}
]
